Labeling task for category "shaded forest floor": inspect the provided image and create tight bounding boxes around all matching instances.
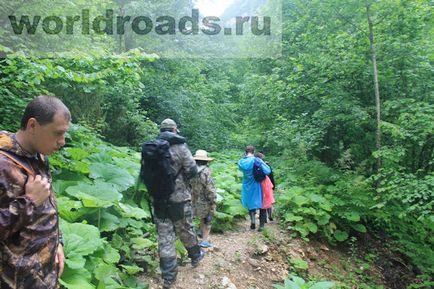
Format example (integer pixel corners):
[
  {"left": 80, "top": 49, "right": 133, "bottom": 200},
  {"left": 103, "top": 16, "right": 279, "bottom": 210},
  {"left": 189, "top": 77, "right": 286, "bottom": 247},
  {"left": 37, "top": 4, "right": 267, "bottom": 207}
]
[{"left": 139, "top": 217, "right": 420, "bottom": 289}]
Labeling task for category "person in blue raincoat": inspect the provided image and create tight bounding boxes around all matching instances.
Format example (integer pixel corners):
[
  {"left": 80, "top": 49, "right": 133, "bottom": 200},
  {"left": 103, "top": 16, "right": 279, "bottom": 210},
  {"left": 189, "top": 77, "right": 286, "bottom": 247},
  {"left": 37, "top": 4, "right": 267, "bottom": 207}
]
[{"left": 238, "top": 145, "right": 271, "bottom": 230}]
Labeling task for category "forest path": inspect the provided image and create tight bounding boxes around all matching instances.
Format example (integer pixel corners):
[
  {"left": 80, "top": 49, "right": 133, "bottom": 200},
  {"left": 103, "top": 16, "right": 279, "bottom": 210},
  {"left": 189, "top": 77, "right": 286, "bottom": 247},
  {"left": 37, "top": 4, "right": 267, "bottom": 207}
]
[{"left": 138, "top": 216, "right": 345, "bottom": 289}]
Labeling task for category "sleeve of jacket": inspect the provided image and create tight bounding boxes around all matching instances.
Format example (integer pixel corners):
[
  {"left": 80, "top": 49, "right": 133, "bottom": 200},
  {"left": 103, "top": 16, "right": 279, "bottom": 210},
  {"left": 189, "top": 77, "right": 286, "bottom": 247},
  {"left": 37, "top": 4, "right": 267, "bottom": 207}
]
[
  {"left": 258, "top": 159, "right": 271, "bottom": 175},
  {"left": 0, "top": 167, "right": 35, "bottom": 241},
  {"left": 181, "top": 144, "right": 198, "bottom": 179},
  {"left": 205, "top": 168, "right": 216, "bottom": 204}
]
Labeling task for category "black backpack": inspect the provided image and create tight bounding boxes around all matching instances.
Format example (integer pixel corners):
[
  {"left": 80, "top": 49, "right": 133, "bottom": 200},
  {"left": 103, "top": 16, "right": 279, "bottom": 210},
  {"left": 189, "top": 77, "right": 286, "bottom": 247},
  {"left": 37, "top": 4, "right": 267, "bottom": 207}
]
[
  {"left": 139, "top": 139, "right": 180, "bottom": 200},
  {"left": 253, "top": 158, "right": 266, "bottom": 182}
]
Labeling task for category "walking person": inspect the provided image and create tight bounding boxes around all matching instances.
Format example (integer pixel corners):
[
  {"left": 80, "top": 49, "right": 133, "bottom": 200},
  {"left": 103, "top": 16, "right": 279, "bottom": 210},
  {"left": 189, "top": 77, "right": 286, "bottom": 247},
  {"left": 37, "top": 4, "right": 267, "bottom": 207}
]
[
  {"left": 238, "top": 146, "right": 271, "bottom": 231},
  {"left": 257, "top": 152, "right": 276, "bottom": 221},
  {"left": 190, "top": 150, "right": 217, "bottom": 248},
  {"left": 140, "top": 118, "right": 204, "bottom": 289},
  {"left": 0, "top": 96, "right": 70, "bottom": 289}
]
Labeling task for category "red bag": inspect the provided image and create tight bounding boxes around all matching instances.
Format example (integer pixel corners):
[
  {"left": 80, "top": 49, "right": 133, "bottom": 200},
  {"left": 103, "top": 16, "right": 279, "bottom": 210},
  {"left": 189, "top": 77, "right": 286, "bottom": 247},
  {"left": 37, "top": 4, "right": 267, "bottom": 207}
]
[{"left": 261, "top": 175, "right": 275, "bottom": 209}]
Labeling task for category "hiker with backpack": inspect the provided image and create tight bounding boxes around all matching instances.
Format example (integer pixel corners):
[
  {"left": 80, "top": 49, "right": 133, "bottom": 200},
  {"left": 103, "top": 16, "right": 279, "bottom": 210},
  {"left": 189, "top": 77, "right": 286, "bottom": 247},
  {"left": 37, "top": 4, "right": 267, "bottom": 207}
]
[
  {"left": 139, "top": 118, "right": 203, "bottom": 289},
  {"left": 256, "top": 152, "right": 276, "bottom": 222},
  {"left": 0, "top": 96, "right": 70, "bottom": 289},
  {"left": 190, "top": 150, "right": 217, "bottom": 248},
  {"left": 238, "top": 146, "right": 271, "bottom": 231}
]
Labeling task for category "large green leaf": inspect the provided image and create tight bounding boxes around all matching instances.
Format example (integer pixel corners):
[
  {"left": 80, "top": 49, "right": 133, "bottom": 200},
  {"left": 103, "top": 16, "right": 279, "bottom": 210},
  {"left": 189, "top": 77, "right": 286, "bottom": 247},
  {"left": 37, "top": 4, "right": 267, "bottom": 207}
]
[
  {"left": 59, "top": 266, "right": 95, "bottom": 289},
  {"left": 65, "top": 253, "right": 86, "bottom": 270},
  {"left": 351, "top": 223, "right": 367, "bottom": 233},
  {"left": 57, "top": 197, "right": 84, "bottom": 222},
  {"left": 89, "top": 163, "right": 135, "bottom": 191},
  {"left": 315, "top": 213, "right": 331, "bottom": 225},
  {"left": 101, "top": 244, "right": 121, "bottom": 264},
  {"left": 61, "top": 221, "right": 104, "bottom": 257},
  {"left": 99, "top": 211, "right": 122, "bottom": 232},
  {"left": 334, "top": 230, "right": 349, "bottom": 242},
  {"left": 344, "top": 212, "right": 360, "bottom": 222},
  {"left": 64, "top": 147, "right": 90, "bottom": 160},
  {"left": 118, "top": 203, "right": 150, "bottom": 219},
  {"left": 130, "top": 237, "right": 155, "bottom": 250},
  {"left": 87, "top": 152, "right": 112, "bottom": 163},
  {"left": 65, "top": 181, "right": 122, "bottom": 208},
  {"left": 94, "top": 262, "right": 119, "bottom": 281},
  {"left": 285, "top": 213, "right": 303, "bottom": 222},
  {"left": 293, "top": 195, "right": 309, "bottom": 206},
  {"left": 305, "top": 222, "right": 318, "bottom": 233},
  {"left": 120, "top": 264, "right": 144, "bottom": 275},
  {"left": 53, "top": 180, "right": 79, "bottom": 195},
  {"left": 292, "top": 259, "right": 309, "bottom": 270}
]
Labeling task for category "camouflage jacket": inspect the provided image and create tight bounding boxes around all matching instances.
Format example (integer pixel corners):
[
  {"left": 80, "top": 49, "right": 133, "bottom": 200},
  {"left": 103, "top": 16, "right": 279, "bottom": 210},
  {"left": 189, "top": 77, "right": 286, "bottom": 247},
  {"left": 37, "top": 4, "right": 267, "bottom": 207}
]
[
  {"left": 158, "top": 131, "right": 198, "bottom": 203},
  {"left": 0, "top": 131, "right": 60, "bottom": 289},
  {"left": 190, "top": 165, "right": 216, "bottom": 218}
]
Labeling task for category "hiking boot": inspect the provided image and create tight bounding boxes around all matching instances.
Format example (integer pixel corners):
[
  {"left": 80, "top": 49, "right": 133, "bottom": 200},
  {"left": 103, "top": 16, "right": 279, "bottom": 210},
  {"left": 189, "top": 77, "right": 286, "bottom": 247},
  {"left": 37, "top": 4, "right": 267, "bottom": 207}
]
[
  {"left": 258, "top": 221, "right": 265, "bottom": 232},
  {"left": 269, "top": 216, "right": 274, "bottom": 221},
  {"left": 250, "top": 223, "right": 256, "bottom": 230},
  {"left": 191, "top": 249, "right": 204, "bottom": 267},
  {"left": 199, "top": 240, "right": 213, "bottom": 248},
  {"left": 162, "top": 279, "right": 175, "bottom": 289}
]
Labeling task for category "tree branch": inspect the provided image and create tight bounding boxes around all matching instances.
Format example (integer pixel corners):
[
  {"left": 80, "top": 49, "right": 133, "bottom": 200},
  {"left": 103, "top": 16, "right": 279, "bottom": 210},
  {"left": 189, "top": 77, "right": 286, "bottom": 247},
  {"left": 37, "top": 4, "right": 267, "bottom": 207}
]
[{"left": 334, "top": 7, "right": 369, "bottom": 38}]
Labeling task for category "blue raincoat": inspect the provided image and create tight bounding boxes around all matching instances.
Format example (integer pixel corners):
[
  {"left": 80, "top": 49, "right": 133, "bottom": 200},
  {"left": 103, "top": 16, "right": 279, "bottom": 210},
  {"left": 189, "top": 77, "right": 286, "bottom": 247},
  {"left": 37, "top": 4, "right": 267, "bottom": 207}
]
[{"left": 238, "top": 156, "right": 271, "bottom": 209}]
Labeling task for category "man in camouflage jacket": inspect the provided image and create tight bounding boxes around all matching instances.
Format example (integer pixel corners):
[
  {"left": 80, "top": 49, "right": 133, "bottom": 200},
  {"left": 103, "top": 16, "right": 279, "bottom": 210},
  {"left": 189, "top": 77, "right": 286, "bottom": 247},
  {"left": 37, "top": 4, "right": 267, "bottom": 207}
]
[
  {"left": 0, "top": 96, "right": 70, "bottom": 289},
  {"left": 190, "top": 150, "right": 216, "bottom": 248},
  {"left": 152, "top": 118, "right": 202, "bottom": 289}
]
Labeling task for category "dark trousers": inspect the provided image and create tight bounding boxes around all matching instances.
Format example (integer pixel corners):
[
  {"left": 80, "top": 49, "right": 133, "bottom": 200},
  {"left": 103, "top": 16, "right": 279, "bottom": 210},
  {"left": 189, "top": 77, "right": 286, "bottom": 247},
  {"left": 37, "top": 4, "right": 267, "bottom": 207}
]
[{"left": 249, "top": 209, "right": 267, "bottom": 225}]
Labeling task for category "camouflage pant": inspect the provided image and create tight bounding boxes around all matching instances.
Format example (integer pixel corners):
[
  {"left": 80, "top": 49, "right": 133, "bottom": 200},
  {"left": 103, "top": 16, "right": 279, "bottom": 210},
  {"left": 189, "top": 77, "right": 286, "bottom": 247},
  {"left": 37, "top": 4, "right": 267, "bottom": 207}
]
[{"left": 154, "top": 201, "right": 200, "bottom": 282}]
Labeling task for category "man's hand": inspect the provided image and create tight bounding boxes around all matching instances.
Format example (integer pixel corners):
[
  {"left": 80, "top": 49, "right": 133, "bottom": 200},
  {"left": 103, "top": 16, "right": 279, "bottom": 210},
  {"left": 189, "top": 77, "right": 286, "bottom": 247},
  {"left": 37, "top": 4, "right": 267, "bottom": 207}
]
[
  {"left": 56, "top": 244, "right": 65, "bottom": 277},
  {"left": 25, "top": 175, "right": 50, "bottom": 206}
]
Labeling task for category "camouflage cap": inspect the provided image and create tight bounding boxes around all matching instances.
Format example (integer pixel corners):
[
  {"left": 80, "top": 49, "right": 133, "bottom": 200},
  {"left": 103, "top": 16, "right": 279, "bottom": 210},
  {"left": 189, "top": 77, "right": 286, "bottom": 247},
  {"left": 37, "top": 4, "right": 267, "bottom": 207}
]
[{"left": 160, "top": 118, "right": 177, "bottom": 130}]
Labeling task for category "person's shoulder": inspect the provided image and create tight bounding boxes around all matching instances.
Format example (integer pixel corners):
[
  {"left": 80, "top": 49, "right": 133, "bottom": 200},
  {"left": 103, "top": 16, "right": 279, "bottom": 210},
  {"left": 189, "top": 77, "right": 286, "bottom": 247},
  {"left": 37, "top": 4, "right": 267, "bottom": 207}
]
[{"left": 202, "top": 166, "right": 212, "bottom": 174}]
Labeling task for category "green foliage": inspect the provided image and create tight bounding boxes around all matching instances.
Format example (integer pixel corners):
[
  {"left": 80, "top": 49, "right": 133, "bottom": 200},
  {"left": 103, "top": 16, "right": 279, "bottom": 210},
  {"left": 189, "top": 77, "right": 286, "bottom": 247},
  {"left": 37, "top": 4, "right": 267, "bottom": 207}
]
[
  {"left": 0, "top": 0, "right": 432, "bottom": 284},
  {"left": 273, "top": 275, "right": 334, "bottom": 289},
  {"left": 209, "top": 151, "right": 247, "bottom": 232},
  {"left": 273, "top": 152, "right": 433, "bottom": 275},
  {"left": 274, "top": 157, "right": 375, "bottom": 243},
  {"left": 49, "top": 125, "right": 154, "bottom": 288},
  {"left": 289, "top": 258, "right": 309, "bottom": 271},
  {"left": 0, "top": 50, "right": 158, "bottom": 147}
]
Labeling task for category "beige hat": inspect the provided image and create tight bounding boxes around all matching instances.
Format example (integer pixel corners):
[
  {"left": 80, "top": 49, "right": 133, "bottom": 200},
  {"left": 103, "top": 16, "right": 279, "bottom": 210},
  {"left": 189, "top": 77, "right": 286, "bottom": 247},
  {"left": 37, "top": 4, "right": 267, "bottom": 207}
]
[{"left": 193, "top": 150, "right": 214, "bottom": 161}]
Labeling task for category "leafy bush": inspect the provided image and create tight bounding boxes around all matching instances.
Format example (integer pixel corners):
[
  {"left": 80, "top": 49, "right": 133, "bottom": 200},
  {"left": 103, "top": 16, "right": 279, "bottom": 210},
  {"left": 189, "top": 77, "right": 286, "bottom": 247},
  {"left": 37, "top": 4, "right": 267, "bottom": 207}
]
[
  {"left": 274, "top": 157, "right": 374, "bottom": 243},
  {"left": 209, "top": 151, "right": 248, "bottom": 232},
  {"left": 273, "top": 275, "right": 334, "bottom": 289},
  {"left": 50, "top": 124, "right": 153, "bottom": 288}
]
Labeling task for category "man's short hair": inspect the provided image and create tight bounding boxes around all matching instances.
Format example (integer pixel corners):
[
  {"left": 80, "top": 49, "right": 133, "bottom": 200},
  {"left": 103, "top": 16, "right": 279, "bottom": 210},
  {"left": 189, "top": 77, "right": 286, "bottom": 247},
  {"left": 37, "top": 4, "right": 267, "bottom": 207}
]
[
  {"left": 256, "top": 152, "right": 265, "bottom": 160},
  {"left": 245, "top": 146, "right": 255, "bottom": 154},
  {"left": 20, "top": 96, "right": 71, "bottom": 130}
]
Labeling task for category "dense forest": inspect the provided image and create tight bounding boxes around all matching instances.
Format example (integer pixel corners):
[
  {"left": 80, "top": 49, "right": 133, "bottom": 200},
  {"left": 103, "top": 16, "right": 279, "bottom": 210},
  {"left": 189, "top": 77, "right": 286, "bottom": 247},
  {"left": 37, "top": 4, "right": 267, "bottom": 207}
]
[{"left": 0, "top": 0, "right": 432, "bottom": 288}]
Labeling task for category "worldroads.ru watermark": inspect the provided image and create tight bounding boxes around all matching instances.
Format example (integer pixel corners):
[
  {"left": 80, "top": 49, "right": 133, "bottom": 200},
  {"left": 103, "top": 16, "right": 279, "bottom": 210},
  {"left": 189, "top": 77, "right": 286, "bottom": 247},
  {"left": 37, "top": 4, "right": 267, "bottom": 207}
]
[
  {"left": 8, "top": 9, "right": 271, "bottom": 36},
  {"left": 1, "top": 0, "right": 282, "bottom": 58}
]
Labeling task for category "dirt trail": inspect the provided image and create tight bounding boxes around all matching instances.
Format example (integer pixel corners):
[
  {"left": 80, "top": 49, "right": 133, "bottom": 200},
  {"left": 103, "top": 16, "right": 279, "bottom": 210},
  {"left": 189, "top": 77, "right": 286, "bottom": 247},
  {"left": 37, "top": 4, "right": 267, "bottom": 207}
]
[
  {"left": 139, "top": 218, "right": 394, "bottom": 289},
  {"left": 139, "top": 219, "right": 290, "bottom": 289}
]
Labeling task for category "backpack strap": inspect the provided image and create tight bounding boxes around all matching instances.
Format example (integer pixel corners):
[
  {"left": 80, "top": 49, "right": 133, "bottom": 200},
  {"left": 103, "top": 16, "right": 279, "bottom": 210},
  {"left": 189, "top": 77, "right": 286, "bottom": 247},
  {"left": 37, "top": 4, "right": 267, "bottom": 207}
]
[
  {"left": 0, "top": 150, "right": 35, "bottom": 176},
  {"left": 174, "top": 167, "right": 183, "bottom": 180}
]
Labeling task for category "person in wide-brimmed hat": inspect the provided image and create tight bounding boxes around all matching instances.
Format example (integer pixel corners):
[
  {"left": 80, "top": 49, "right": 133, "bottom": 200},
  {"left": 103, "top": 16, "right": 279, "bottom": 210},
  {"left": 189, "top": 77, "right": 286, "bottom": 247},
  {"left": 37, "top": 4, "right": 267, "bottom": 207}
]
[{"left": 190, "top": 150, "right": 216, "bottom": 248}]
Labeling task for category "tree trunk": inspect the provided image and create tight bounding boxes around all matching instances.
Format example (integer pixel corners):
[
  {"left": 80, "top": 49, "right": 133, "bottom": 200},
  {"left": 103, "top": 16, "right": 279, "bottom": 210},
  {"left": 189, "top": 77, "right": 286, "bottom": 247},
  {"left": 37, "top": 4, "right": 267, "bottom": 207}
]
[{"left": 366, "top": 0, "right": 382, "bottom": 175}]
